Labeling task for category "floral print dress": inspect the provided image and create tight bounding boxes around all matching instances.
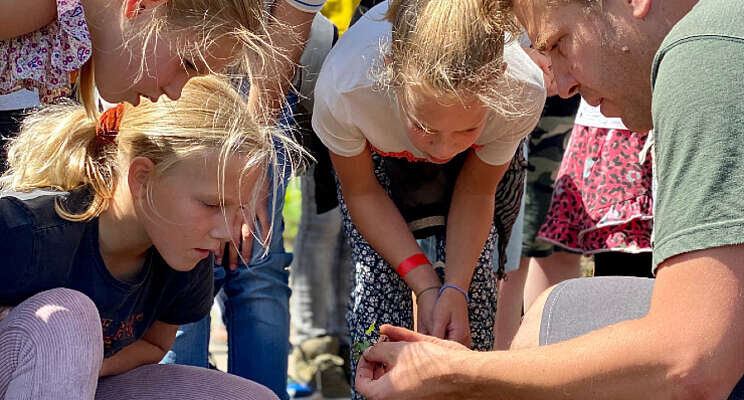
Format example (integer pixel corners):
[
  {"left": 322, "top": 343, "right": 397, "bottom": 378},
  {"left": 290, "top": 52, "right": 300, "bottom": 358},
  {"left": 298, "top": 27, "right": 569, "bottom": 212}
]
[{"left": 0, "top": 0, "right": 92, "bottom": 104}]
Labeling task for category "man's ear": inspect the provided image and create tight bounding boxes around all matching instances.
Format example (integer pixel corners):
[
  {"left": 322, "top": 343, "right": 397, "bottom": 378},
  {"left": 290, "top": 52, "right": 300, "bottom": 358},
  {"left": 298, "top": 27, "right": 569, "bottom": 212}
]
[
  {"left": 128, "top": 157, "right": 156, "bottom": 201},
  {"left": 125, "top": 0, "right": 168, "bottom": 19},
  {"left": 625, "top": 0, "right": 651, "bottom": 19}
]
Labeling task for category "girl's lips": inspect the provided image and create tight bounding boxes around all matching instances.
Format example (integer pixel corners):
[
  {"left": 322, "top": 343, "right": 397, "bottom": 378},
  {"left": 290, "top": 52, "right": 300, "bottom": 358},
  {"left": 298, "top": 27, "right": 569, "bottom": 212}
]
[
  {"left": 194, "top": 248, "right": 211, "bottom": 259},
  {"left": 429, "top": 156, "right": 453, "bottom": 164}
]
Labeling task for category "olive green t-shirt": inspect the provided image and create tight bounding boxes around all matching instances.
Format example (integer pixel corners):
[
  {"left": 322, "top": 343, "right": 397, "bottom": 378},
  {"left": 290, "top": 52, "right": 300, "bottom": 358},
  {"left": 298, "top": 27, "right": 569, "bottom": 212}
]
[{"left": 651, "top": 0, "right": 744, "bottom": 269}]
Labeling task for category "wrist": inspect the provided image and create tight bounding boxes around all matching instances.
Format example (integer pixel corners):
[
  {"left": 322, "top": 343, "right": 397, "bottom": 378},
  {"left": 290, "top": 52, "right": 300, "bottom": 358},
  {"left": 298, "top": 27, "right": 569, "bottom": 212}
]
[
  {"left": 403, "top": 263, "right": 441, "bottom": 294},
  {"left": 439, "top": 284, "right": 470, "bottom": 303}
]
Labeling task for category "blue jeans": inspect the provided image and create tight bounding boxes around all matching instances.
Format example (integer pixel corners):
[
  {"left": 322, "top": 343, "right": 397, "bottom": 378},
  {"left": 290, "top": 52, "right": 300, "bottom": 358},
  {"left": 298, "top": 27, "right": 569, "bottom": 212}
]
[
  {"left": 289, "top": 169, "right": 352, "bottom": 346},
  {"left": 161, "top": 161, "right": 293, "bottom": 400}
]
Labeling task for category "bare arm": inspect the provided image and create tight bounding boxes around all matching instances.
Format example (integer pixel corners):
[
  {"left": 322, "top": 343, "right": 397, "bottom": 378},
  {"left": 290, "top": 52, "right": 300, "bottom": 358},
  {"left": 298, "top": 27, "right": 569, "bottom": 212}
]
[
  {"left": 432, "top": 152, "right": 508, "bottom": 344},
  {"left": 330, "top": 150, "right": 442, "bottom": 295},
  {"left": 358, "top": 245, "right": 744, "bottom": 399},
  {"left": 0, "top": 0, "right": 57, "bottom": 40},
  {"left": 100, "top": 321, "right": 178, "bottom": 377},
  {"left": 247, "top": 1, "right": 314, "bottom": 122}
]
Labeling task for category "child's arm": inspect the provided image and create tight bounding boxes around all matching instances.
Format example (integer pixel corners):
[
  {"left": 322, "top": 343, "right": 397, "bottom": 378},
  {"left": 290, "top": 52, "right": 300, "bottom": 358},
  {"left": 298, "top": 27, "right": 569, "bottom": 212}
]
[
  {"left": 99, "top": 321, "right": 178, "bottom": 377},
  {"left": 432, "top": 151, "right": 509, "bottom": 345},
  {"left": 330, "top": 149, "right": 443, "bottom": 331},
  {"left": 0, "top": 0, "right": 57, "bottom": 40},
  {"left": 248, "top": 1, "right": 314, "bottom": 122}
]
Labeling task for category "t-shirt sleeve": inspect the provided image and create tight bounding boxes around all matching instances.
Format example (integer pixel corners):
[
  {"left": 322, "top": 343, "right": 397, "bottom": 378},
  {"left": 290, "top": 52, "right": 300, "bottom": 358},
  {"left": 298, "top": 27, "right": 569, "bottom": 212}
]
[
  {"left": 476, "top": 78, "right": 545, "bottom": 165},
  {"left": 282, "top": 0, "right": 327, "bottom": 13},
  {"left": 157, "top": 258, "right": 214, "bottom": 325},
  {"left": 651, "top": 37, "right": 744, "bottom": 269},
  {"left": 311, "top": 65, "right": 368, "bottom": 157},
  {"left": 0, "top": 198, "right": 36, "bottom": 305}
]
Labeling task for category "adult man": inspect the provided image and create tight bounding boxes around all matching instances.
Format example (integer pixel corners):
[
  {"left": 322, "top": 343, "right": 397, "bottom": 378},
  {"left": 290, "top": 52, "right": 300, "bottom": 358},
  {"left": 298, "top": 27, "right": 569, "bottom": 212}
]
[{"left": 354, "top": 0, "right": 744, "bottom": 398}]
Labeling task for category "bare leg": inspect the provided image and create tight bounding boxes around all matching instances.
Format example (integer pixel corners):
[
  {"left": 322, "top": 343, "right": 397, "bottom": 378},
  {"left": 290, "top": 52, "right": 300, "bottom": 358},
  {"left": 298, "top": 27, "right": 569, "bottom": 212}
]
[
  {"left": 494, "top": 257, "right": 530, "bottom": 350},
  {"left": 523, "top": 252, "right": 582, "bottom": 311}
]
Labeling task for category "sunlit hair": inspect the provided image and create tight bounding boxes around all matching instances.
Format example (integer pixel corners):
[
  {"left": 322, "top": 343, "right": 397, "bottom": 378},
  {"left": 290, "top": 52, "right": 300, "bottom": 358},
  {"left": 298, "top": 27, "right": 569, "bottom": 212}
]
[
  {"left": 77, "top": 0, "right": 290, "bottom": 119},
  {"left": 2, "top": 76, "right": 300, "bottom": 254},
  {"left": 377, "top": 0, "right": 533, "bottom": 120}
]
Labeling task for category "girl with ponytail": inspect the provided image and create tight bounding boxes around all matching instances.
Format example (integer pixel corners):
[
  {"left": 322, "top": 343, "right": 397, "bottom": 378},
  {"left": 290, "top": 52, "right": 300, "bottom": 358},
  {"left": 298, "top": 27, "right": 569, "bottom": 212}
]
[
  {"left": 311, "top": 0, "right": 545, "bottom": 395},
  {"left": 0, "top": 75, "right": 296, "bottom": 399}
]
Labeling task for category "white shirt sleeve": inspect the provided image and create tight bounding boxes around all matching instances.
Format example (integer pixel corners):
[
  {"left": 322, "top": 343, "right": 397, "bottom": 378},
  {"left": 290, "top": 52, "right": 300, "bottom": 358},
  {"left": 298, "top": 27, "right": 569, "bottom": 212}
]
[
  {"left": 282, "top": 0, "right": 327, "bottom": 13},
  {"left": 311, "top": 65, "right": 368, "bottom": 157}
]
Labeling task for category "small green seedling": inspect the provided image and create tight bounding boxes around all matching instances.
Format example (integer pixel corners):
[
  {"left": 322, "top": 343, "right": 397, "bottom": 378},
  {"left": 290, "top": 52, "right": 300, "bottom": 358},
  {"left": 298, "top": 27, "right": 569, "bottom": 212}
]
[{"left": 352, "top": 321, "right": 380, "bottom": 362}]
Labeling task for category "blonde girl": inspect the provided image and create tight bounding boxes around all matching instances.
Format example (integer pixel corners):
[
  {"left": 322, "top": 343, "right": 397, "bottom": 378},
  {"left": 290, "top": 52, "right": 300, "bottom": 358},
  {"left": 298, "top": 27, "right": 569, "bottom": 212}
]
[
  {"left": 311, "top": 0, "right": 545, "bottom": 395},
  {"left": 0, "top": 0, "right": 330, "bottom": 115},
  {"left": 0, "top": 75, "right": 292, "bottom": 399}
]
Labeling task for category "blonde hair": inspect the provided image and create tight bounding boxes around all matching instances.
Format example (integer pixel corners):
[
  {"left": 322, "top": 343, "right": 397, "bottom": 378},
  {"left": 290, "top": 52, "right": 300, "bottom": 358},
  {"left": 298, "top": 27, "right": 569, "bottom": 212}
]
[
  {"left": 3, "top": 75, "right": 297, "bottom": 228},
  {"left": 380, "top": 0, "right": 527, "bottom": 118},
  {"left": 78, "top": 0, "right": 281, "bottom": 118}
]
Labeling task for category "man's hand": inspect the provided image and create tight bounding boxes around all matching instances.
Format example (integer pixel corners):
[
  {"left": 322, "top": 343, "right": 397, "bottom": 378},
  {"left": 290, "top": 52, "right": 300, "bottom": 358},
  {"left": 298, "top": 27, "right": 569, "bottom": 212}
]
[
  {"left": 355, "top": 325, "right": 469, "bottom": 400},
  {"left": 431, "top": 289, "right": 471, "bottom": 347}
]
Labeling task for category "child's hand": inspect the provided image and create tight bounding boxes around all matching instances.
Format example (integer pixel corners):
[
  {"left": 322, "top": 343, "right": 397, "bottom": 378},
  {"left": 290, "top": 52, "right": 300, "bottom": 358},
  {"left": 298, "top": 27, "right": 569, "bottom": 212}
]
[
  {"left": 415, "top": 287, "right": 439, "bottom": 336},
  {"left": 214, "top": 182, "right": 270, "bottom": 270},
  {"left": 431, "top": 290, "right": 472, "bottom": 347}
]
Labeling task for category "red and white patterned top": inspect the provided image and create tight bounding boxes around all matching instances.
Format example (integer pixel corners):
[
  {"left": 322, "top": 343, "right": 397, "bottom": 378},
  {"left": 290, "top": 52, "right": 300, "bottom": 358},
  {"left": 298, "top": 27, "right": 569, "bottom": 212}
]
[{"left": 0, "top": 0, "right": 92, "bottom": 104}]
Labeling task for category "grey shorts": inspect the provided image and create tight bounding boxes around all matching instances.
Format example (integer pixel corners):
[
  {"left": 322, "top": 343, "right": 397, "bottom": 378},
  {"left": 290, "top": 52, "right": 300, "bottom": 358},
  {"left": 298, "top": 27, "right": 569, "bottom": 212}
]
[{"left": 540, "top": 277, "right": 744, "bottom": 399}]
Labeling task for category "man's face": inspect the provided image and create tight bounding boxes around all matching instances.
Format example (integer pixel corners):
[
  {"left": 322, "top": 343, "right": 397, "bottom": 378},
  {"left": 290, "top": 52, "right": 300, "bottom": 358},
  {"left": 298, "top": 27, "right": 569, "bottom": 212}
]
[{"left": 513, "top": 0, "right": 655, "bottom": 132}]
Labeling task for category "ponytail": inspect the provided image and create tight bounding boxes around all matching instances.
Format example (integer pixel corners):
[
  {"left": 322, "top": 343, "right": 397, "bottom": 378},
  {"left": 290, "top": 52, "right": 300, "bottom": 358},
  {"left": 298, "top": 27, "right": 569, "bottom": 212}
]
[{"left": 1, "top": 102, "right": 117, "bottom": 220}]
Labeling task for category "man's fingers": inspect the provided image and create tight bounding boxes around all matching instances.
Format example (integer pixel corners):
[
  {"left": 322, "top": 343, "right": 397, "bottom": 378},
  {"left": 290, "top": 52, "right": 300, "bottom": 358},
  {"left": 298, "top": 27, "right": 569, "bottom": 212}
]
[
  {"left": 228, "top": 242, "right": 240, "bottom": 271},
  {"left": 355, "top": 355, "right": 389, "bottom": 400},
  {"left": 380, "top": 324, "right": 438, "bottom": 343}
]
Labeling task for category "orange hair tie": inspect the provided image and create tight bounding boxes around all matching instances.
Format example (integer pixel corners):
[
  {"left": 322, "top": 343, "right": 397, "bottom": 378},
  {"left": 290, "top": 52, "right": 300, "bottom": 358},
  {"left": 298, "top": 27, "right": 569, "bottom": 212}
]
[{"left": 96, "top": 103, "right": 125, "bottom": 145}]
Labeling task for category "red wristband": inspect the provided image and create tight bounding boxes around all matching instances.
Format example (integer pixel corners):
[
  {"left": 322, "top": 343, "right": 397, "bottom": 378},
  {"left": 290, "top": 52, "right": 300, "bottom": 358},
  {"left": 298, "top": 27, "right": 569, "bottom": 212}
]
[{"left": 396, "top": 253, "right": 430, "bottom": 278}]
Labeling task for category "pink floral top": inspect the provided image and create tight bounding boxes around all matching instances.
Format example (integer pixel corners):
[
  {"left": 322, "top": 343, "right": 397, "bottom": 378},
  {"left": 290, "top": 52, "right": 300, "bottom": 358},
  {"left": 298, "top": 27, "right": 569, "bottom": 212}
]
[{"left": 0, "top": 0, "right": 92, "bottom": 104}]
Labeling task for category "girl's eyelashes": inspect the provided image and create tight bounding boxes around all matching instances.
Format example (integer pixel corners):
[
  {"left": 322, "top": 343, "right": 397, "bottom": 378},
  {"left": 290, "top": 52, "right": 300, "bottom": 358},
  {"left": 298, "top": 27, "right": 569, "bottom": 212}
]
[{"left": 201, "top": 200, "right": 219, "bottom": 208}]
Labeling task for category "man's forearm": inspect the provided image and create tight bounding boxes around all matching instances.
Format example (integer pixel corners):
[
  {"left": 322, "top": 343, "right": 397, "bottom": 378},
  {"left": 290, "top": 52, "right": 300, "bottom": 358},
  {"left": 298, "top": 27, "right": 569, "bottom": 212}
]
[{"left": 452, "top": 315, "right": 680, "bottom": 400}]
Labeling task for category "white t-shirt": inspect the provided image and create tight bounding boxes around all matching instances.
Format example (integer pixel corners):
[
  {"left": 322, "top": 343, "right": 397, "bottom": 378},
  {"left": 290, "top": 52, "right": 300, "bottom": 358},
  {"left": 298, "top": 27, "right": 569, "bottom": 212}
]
[
  {"left": 311, "top": 2, "right": 546, "bottom": 166},
  {"left": 0, "top": 89, "right": 39, "bottom": 111},
  {"left": 283, "top": 0, "right": 327, "bottom": 13},
  {"left": 574, "top": 98, "right": 628, "bottom": 130}
]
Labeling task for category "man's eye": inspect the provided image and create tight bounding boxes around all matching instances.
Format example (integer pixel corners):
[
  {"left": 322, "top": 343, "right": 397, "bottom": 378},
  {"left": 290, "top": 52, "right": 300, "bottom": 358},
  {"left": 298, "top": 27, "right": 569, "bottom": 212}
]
[{"left": 183, "top": 59, "right": 198, "bottom": 72}]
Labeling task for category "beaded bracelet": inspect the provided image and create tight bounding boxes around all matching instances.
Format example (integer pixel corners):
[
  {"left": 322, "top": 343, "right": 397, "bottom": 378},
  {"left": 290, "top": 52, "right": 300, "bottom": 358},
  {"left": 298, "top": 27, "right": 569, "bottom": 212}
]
[{"left": 439, "top": 284, "right": 470, "bottom": 303}]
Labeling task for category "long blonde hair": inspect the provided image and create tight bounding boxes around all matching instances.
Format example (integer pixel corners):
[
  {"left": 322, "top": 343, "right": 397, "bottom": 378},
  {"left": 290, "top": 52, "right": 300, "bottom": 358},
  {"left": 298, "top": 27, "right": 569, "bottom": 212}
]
[
  {"left": 3, "top": 75, "right": 297, "bottom": 227},
  {"left": 380, "top": 0, "right": 527, "bottom": 117},
  {"left": 78, "top": 0, "right": 283, "bottom": 118}
]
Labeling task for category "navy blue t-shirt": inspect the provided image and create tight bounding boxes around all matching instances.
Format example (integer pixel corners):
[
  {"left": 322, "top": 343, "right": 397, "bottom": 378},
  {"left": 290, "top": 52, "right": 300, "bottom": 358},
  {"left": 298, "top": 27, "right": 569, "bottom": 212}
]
[{"left": 0, "top": 191, "right": 214, "bottom": 357}]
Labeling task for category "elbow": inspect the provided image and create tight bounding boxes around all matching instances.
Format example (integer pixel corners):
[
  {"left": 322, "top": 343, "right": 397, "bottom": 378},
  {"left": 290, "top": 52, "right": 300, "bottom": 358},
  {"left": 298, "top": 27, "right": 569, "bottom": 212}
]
[{"left": 665, "top": 350, "right": 739, "bottom": 400}]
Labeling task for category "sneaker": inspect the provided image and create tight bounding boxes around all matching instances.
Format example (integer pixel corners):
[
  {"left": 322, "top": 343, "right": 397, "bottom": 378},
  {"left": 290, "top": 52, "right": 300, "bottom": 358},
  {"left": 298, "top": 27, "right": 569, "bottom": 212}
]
[
  {"left": 288, "top": 336, "right": 352, "bottom": 399},
  {"left": 287, "top": 377, "right": 322, "bottom": 400}
]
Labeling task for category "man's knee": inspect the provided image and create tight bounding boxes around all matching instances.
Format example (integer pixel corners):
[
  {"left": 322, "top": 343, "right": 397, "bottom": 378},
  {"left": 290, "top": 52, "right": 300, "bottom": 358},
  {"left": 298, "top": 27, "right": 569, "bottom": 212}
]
[{"left": 510, "top": 284, "right": 556, "bottom": 350}]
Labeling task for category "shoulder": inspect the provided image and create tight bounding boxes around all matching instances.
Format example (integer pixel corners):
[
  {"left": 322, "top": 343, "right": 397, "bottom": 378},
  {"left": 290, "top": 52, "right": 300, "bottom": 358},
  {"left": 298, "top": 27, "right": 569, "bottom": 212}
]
[
  {"left": 653, "top": 0, "right": 744, "bottom": 87},
  {"left": 317, "top": 2, "right": 390, "bottom": 95}
]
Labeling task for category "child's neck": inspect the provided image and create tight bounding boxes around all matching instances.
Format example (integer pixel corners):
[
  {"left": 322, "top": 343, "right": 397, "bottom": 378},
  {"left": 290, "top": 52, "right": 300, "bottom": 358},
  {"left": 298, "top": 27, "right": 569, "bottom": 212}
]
[{"left": 98, "top": 188, "right": 153, "bottom": 282}]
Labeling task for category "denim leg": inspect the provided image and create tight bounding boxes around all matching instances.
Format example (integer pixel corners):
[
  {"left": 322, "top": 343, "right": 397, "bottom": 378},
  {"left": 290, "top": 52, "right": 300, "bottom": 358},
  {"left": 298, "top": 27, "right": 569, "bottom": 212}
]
[
  {"left": 217, "top": 162, "right": 292, "bottom": 400},
  {"left": 159, "top": 317, "right": 211, "bottom": 367},
  {"left": 160, "top": 266, "right": 224, "bottom": 367},
  {"left": 290, "top": 170, "right": 352, "bottom": 345}
]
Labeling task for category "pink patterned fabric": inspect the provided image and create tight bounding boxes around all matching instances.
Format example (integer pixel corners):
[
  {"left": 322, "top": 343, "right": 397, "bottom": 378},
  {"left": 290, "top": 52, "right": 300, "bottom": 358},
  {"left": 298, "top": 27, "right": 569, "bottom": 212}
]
[
  {"left": 538, "top": 125, "right": 653, "bottom": 254},
  {"left": 0, "top": 0, "right": 92, "bottom": 104}
]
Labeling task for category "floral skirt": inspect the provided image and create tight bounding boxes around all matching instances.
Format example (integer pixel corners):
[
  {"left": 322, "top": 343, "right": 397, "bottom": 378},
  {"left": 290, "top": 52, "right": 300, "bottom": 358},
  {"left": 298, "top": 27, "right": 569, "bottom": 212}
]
[{"left": 537, "top": 125, "right": 653, "bottom": 254}]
